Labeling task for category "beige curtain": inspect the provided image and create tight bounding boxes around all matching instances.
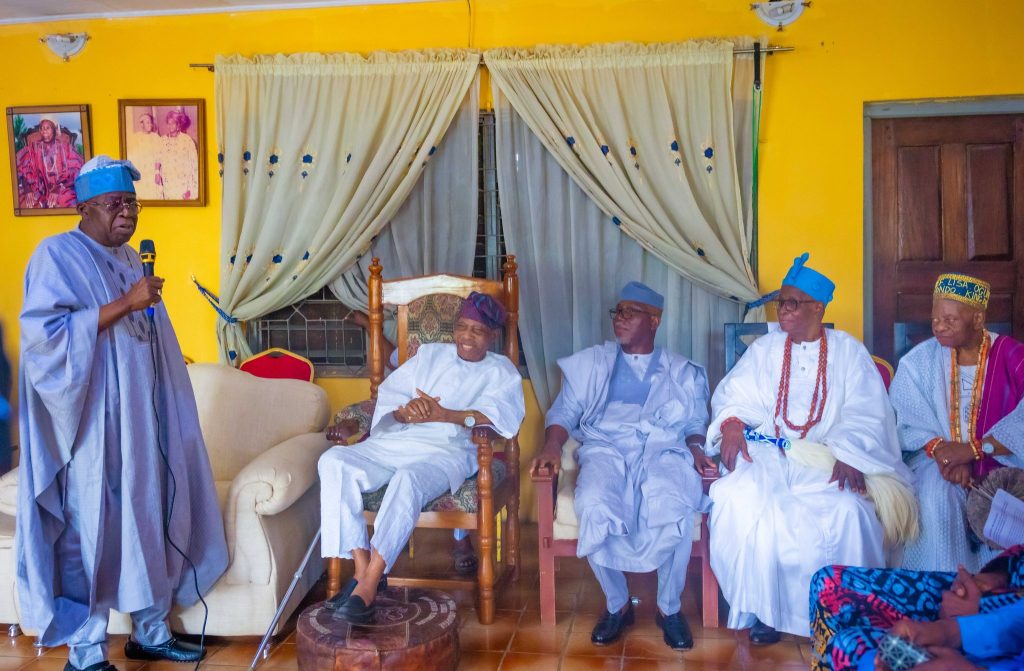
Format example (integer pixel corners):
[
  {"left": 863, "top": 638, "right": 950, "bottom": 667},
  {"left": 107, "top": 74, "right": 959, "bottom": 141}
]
[
  {"left": 214, "top": 51, "right": 479, "bottom": 363},
  {"left": 484, "top": 40, "right": 759, "bottom": 303}
]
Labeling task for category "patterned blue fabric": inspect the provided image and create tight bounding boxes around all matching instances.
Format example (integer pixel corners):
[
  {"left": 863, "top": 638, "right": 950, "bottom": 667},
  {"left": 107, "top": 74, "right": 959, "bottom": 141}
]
[{"left": 809, "top": 545, "right": 1024, "bottom": 671}]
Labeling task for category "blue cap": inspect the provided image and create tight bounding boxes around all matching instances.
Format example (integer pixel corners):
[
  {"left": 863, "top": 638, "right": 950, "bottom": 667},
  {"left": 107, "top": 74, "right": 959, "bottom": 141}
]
[
  {"left": 620, "top": 281, "right": 664, "bottom": 311},
  {"left": 781, "top": 253, "right": 834, "bottom": 304},
  {"left": 74, "top": 155, "right": 139, "bottom": 203}
]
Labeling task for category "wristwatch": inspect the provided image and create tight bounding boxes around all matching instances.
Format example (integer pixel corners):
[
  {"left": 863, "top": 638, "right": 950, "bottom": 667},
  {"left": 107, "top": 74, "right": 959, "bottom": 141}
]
[
  {"left": 981, "top": 437, "right": 997, "bottom": 455},
  {"left": 463, "top": 413, "right": 476, "bottom": 428}
]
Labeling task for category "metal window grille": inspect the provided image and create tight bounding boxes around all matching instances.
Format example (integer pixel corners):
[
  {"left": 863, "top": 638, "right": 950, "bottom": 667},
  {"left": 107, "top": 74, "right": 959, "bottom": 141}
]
[{"left": 247, "top": 112, "right": 507, "bottom": 377}]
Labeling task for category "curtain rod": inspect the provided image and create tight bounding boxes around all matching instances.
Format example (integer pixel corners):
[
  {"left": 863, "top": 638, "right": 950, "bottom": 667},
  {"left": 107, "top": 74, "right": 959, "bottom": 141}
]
[{"left": 188, "top": 45, "right": 792, "bottom": 71}]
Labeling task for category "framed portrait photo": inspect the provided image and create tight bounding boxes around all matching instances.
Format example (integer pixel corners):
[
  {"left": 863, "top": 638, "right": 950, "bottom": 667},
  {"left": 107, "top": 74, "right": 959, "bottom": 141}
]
[
  {"left": 6, "top": 104, "right": 92, "bottom": 216},
  {"left": 118, "top": 99, "right": 207, "bottom": 206}
]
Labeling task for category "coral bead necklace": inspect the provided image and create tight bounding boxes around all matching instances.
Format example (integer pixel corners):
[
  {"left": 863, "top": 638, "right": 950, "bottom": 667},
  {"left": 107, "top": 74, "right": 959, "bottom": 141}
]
[
  {"left": 948, "top": 331, "right": 990, "bottom": 445},
  {"left": 774, "top": 329, "right": 828, "bottom": 439}
]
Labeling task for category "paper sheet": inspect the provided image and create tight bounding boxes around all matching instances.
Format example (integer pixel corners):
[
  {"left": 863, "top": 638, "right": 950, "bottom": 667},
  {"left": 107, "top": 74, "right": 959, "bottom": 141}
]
[{"left": 984, "top": 488, "right": 1024, "bottom": 548}]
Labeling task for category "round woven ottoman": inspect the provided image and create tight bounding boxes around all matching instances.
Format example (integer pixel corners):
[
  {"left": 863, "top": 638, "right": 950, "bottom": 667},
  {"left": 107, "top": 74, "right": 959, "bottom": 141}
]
[{"left": 296, "top": 587, "right": 459, "bottom": 671}]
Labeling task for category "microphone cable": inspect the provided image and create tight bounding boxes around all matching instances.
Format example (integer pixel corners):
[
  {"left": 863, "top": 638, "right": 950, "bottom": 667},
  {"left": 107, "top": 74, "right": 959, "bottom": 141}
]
[{"left": 147, "top": 303, "right": 210, "bottom": 671}]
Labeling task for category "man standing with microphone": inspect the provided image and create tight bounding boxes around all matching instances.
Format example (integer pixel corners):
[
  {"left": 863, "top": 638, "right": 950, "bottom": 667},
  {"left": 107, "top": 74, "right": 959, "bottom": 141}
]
[{"left": 16, "top": 156, "right": 227, "bottom": 671}]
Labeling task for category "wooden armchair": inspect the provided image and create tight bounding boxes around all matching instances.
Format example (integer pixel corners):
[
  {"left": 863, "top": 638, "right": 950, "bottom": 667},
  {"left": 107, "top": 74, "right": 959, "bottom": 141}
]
[
  {"left": 325, "top": 257, "right": 522, "bottom": 625},
  {"left": 531, "top": 443, "right": 720, "bottom": 627}
]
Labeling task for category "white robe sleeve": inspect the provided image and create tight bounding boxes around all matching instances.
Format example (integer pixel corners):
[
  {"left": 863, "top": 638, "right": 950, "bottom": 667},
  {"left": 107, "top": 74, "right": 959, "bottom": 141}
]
[
  {"left": 707, "top": 338, "right": 774, "bottom": 456},
  {"left": 464, "top": 357, "right": 525, "bottom": 439},
  {"left": 370, "top": 349, "right": 423, "bottom": 431},
  {"left": 889, "top": 342, "right": 948, "bottom": 454},
  {"left": 679, "top": 362, "right": 710, "bottom": 440},
  {"left": 818, "top": 339, "right": 906, "bottom": 477}
]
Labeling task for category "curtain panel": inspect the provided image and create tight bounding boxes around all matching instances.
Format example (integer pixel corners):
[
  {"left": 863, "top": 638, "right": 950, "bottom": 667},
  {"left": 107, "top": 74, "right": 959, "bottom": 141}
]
[
  {"left": 494, "top": 92, "right": 744, "bottom": 409},
  {"left": 484, "top": 40, "right": 760, "bottom": 303},
  {"left": 489, "top": 38, "right": 764, "bottom": 409},
  {"left": 214, "top": 50, "right": 478, "bottom": 362},
  {"left": 328, "top": 74, "right": 480, "bottom": 314}
]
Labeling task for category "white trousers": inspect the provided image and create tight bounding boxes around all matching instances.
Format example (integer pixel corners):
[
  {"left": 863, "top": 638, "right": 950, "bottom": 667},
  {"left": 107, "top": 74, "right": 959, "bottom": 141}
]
[
  {"left": 588, "top": 540, "right": 692, "bottom": 616},
  {"left": 318, "top": 441, "right": 474, "bottom": 571}
]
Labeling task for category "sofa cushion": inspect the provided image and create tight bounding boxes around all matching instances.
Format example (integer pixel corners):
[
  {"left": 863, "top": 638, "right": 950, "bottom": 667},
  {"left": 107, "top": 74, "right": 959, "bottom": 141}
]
[
  {"left": 188, "top": 363, "right": 329, "bottom": 481},
  {"left": 362, "top": 459, "right": 508, "bottom": 514},
  {"left": 552, "top": 439, "right": 702, "bottom": 542}
]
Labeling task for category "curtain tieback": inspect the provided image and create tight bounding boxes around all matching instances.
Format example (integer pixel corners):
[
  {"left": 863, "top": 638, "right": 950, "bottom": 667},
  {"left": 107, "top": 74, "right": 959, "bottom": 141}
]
[
  {"left": 744, "top": 290, "right": 778, "bottom": 315},
  {"left": 191, "top": 275, "right": 239, "bottom": 324}
]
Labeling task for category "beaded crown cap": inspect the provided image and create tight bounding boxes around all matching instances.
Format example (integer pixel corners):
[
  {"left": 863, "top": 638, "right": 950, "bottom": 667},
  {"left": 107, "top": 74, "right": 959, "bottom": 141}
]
[{"left": 934, "top": 273, "right": 990, "bottom": 310}]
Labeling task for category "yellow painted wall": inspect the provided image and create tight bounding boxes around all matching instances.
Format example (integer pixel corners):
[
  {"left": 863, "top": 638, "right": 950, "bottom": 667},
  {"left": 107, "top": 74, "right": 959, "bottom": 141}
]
[{"left": 1, "top": 0, "right": 1022, "bottom": 455}]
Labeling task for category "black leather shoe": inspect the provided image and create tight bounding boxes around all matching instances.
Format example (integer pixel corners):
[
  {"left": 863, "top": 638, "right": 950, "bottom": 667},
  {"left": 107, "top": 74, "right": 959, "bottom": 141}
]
[
  {"left": 64, "top": 662, "right": 118, "bottom": 671},
  {"left": 124, "top": 637, "right": 205, "bottom": 662},
  {"left": 334, "top": 594, "right": 376, "bottom": 624},
  {"left": 590, "top": 602, "right": 634, "bottom": 645},
  {"left": 749, "top": 619, "right": 781, "bottom": 646},
  {"left": 655, "top": 611, "right": 694, "bottom": 650},
  {"left": 325, "top": 574, "right": 388, "bottom": 611}
]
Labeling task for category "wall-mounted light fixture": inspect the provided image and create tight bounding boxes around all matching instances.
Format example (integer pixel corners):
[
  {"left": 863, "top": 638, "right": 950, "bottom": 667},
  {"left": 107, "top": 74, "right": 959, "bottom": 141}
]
[
  {"left": 750, "top": 1, "right": 810, "bottom": 31},
  {"left": 40, "top": 33, "right": 90, "bottom": 61}
]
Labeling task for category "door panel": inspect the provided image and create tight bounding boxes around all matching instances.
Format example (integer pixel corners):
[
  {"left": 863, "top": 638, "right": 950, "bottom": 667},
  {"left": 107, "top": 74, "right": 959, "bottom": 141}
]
[{"left": 871, "top": 113, "right": 1024, "bottom": 362}]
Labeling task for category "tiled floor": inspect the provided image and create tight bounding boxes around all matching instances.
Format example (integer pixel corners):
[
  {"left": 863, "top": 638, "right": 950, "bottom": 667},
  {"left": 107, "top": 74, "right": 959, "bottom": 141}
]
[{"left": 0, "top": 525, "right": 811, "bottom": 670}]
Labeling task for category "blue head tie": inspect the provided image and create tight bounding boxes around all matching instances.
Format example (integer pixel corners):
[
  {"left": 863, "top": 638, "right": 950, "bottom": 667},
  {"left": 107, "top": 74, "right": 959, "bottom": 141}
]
[
  {"left": 74, "top": 155, "right": 140, "bottom": 203},
  {"left": 619, "top": 281, "right": 664, "bottom": 311},
  {"left": 781, "top": 252, "right": 834, "bottom": 305}
]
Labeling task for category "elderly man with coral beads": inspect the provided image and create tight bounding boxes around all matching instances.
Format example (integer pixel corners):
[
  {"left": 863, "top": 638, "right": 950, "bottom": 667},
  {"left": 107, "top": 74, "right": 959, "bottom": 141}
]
[
  {"left": 706, "top": 253, "right": 913, "bottom": 645},
  {"left": 894, "top": 274, "right": 1024, "bottom": 574},
  {"left": 532, "top": 282, "right": 712, "bottom": 650}
]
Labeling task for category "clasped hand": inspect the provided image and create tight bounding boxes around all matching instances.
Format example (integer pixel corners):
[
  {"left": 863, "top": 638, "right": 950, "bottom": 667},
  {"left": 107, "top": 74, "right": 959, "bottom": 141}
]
[
  {"left": 933, "top": 442, "right": 976, "bottom": 489},
  {"left": 395, "top": 389, "right": 444, "bottom": 424}
]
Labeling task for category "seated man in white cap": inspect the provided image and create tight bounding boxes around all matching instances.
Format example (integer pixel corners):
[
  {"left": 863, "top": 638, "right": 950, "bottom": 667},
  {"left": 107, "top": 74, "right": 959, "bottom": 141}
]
[
  {"left": 319, "top": 292, "right": 526, "bottom": 623},
  {"left": 532, "top": 282, "right": 712, "bottom": 650},
  {"left": 17, "top": 156, "right": 228, "bottom": 671},
  {"left": 706, "top": 253, "right": 913, "bottom": 645},
  {"left": 894, "top": 273, "right": 1024, "bottom": 573}
]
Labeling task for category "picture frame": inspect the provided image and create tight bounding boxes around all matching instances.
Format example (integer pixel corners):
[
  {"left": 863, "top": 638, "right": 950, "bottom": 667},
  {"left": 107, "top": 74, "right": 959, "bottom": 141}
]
[
  {"left": 118, "top": 99, "right": 207, "bottom": 207},
  {"left": 6, "top": 104, "right": 92, "bottom": 216}
]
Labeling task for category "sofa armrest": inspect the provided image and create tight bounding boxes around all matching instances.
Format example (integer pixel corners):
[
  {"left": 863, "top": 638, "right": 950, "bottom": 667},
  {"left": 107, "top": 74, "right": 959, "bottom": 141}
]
[
  {"left": 0, "top": 468, "right": 18, "bottom": 517},
  {"left": 228, "top": 432, "right": 333, "bottom": 517}
]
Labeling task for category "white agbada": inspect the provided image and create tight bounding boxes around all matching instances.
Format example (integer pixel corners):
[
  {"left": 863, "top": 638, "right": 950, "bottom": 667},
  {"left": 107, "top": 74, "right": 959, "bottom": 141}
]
[
  {"left": 892, "top": 334, "right": 1024, "bottom": 572},
  {"left": 319, "top": 343, "right": 525, "bottom": 569},
  {"left": 707, "top": 329, "right": 910, "bottom": 636}
]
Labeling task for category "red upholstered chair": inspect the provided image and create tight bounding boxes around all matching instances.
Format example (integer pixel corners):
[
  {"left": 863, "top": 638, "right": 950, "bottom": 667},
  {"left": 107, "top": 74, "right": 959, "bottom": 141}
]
[
  {"left": 239, "top": 348, "right": 315, "bottom": 382},
  {"left": 872, "top": 355, "right": 895, "bottom": 391}
]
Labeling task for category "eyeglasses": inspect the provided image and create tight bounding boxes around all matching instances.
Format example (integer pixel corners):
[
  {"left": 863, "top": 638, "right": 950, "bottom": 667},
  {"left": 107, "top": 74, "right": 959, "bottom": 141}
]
[
  {"left": 773, "top": 298, "right": 818, "bottom": 312},
  {"left": 91, "top": 198, "right": 142, "bottom": 214},
  {"left": 608, "top": 307, "right": 655, "bottom": 320}
]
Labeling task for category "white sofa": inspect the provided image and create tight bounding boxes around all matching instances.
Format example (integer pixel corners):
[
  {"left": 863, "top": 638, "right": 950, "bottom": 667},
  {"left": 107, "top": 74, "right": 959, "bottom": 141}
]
[{"left": 0, "top": 362, "right": 332, "bottom": 637}]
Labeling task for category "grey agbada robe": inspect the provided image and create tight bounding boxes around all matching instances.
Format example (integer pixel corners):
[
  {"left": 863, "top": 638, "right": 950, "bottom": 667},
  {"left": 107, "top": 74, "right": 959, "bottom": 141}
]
[{"left": 16, "top": 228, "right": 228, "bottom": 645}]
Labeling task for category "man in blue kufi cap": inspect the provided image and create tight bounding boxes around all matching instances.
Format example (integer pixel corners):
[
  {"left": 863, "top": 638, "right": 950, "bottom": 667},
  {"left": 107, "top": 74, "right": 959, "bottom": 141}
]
[
  {"left": 705, "top": 252, "right": 911, "bottom": 644},
  {"left": 17, "top": 156, "right": 227, "bottom": 671},
  {"left": 533, "top": 281, "right": 711, "bottom": 650}
]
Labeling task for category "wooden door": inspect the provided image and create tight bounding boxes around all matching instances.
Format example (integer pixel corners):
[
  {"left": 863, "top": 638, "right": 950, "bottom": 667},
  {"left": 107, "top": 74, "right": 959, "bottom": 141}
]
[{"left": 872, "top": 114, "right": 1024, "bottom": 362}]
